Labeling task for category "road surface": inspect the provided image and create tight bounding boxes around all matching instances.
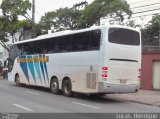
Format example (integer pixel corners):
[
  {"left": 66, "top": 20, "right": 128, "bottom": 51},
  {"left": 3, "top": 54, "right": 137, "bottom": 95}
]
[{"left": 0, "top": 80, "right": 160, "bottom": 113}]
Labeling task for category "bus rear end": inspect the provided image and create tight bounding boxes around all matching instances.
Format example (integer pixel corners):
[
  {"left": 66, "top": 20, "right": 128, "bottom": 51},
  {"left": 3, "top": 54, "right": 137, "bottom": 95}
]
[{"left": 99, "top": 26, "right": 141, "bottom": 93}]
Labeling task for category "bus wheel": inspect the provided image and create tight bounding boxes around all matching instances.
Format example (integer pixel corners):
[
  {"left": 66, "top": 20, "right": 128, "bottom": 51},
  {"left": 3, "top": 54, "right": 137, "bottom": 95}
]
[
  {"left": 15, "top": 74, "right": 21, "bottom": 87},
  {"left": 62, "top": 79, "right": 73, "bottom": 97},
  {"left": 50, "top": 78, "right": 60, "bottom": 94}
]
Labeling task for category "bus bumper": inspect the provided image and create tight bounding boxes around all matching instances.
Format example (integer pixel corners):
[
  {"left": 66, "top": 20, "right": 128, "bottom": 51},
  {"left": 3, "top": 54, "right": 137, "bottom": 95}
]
[{"left": 98, "top": 82, "right": 140, "bottom": 94}]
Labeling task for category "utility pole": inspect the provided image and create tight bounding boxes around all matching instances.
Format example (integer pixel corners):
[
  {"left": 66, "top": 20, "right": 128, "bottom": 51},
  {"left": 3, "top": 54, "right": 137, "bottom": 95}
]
[
  {"left": 73, "top": 1, "right": 88, "bottom": 10},
  {"left": 32, "top": 0, "right": 36, "bottom": 38}
]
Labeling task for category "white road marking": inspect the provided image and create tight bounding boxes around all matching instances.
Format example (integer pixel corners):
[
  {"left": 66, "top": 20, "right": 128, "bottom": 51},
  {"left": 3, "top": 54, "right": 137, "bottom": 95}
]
[
  {"left": 26, "top": 91, "right": 41, "bottom": 96},
  {"left": 72, "top": 102, "right": 100, "bottom": 109},
  {"left": 13, "top": 104, "right": 33, "bottom": 112},
  {"left": 0, "top": 85, "right": 8, "bottom": 87}
]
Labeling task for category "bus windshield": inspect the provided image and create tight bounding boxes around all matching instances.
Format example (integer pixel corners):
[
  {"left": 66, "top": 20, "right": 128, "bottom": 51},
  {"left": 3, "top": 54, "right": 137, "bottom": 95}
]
[{"left": 108, "top": 28, "right": 140, "bottom": 45}]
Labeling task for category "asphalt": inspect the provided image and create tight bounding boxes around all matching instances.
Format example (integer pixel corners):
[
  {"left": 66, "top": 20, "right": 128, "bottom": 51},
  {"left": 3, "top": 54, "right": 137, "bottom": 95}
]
[
  {"left": 106, "top": 89, "right": 160, "bottom": 107},
  {"left": 1, "top": 77, "right": 160, "bottom": 108}
]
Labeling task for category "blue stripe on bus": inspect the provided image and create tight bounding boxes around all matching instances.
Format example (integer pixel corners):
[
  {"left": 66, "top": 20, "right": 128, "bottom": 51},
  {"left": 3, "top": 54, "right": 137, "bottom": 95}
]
[
  {"left": 43, "top": 55, "right": 49, "bottom": 84},
  {"left": 34, "top": 55, "right": 42, "bottom": 84},
  {"left": 39, "top": 55, "right": 46, "bottom": 84},
  {"left": 19, "top": 55, "right": 49, "bottom": 85},
  {"left": 27, "top": 56, "right": 36, "bottom": 84},
  {"left": 19, "top": 56, "right": 30, "bottom": 83}
]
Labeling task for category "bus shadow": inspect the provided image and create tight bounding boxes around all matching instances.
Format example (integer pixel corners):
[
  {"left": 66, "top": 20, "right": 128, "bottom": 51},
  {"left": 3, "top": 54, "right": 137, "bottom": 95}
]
[
  {"left": 73, "top": 93, "right": 125, "bottom": 104},
  {"left": 11, "top": 84, "right": 125, "bottom": 104},
  {"left": 11, "top": 84, "right": 51, "bottom": 94}
]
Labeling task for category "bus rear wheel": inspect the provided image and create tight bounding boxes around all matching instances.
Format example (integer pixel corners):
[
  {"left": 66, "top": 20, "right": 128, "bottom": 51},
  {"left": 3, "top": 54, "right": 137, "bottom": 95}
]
[
  {"left": 62, "top": 79, "right": 73, "bottom": 97},
  {"left": 50, "top": 78, "right": 60, "bottom": 94}
]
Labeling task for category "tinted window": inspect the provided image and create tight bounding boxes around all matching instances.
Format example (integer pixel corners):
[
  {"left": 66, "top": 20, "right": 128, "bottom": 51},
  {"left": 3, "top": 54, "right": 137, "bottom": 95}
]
[
  {"left": 109, "top": 28, "right": 140, "bottom": 45},
  {"left": 11, "top": 30, "right": 101, "bottom": 56},
  {"left": 72, "top": 32, "right": 90, "bottom": 51},
  {"left": 90, "top": 30, "right": 101, "bottom": 49},
  {"left": 44, "top": 38, "right": 56, "bottom": 53},
  {"left": 58, "top": 35, "right": 72, "bottom": 52},
  {"left": 9, "top": 45, "right": 17, "bottom": 65}
]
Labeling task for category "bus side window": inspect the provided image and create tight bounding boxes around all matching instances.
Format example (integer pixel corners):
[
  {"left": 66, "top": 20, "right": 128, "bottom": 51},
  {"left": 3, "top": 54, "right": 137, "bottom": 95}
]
[
  {"left": 61, "top": 35, "right": 72, "bottom": 52},
  {"left": 43, "top": 48, "right": 48, "bottom": 54},
  {"left": 44, "top": 38, "right": 57, "bottom": 53},
  {"left": 23, "top": 47, "right": 29, "bottom": 55},
  {"left": 65, "top": 36, "right": 72, "bottom": 52},
  {"left": 90, "top": 30, "right": 101, "bottom": 50},
  {"left": 34, "top": 41, "right": 43, "bottom": 54},
  {"left": 17, "top": 44, "right": 23, "bottom": 55},
  {"left": 72, "top": 33, "right": 81, "bottom": 51},
  {"left": 72, "top": 32, "right": 90, "bottom": 51}
]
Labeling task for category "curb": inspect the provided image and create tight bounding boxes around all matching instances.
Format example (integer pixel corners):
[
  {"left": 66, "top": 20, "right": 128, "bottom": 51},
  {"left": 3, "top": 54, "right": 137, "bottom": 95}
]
[
  {"left": 127, "top": 100, "right": 160, "bottom": 108},
  {"left": 106, "top": 96, "right": 160, "bottom": 107}
]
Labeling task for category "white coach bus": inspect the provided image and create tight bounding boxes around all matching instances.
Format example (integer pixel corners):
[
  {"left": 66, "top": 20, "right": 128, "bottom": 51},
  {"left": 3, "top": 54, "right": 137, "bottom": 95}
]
[{"left": 8, "top": 25, "right": 141, "bottom": 96}]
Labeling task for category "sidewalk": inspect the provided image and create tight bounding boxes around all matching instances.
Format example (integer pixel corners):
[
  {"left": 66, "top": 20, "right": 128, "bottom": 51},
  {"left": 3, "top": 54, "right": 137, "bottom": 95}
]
[{"left": 107, "top": 90, "right": 160, "bottom": 107}]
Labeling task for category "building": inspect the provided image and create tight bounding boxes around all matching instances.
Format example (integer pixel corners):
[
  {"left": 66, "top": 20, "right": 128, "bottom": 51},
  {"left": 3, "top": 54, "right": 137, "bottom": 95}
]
[
  {"left": 141, "top": 52, "right": 160, "bottom": 90},
  {"left": 141, "top": 47, "right": 160, "bottom": 90}
]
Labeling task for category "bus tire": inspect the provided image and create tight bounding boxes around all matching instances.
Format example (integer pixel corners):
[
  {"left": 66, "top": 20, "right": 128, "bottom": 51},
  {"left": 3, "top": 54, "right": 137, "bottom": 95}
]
[
  {"left": 62, "top": 79, "right": 73, "bottom": 97},
  {"left": 50, "top": 77, "right": 60, "bottom": 94},
  {"left": 15, "top": 74, "right": 22, "bottom": 87}
]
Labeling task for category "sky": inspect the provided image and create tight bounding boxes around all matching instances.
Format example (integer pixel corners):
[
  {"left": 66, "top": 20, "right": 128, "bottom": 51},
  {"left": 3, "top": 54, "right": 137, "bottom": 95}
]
[
  {"left": 0, "top": 0, "right": 94, "bottom": 22},
  {"left": 0, "top": 0, "right": 159, "bottom": 24},
  {"left": 31, "top": 0, "right": 95, "bottom": 22}
]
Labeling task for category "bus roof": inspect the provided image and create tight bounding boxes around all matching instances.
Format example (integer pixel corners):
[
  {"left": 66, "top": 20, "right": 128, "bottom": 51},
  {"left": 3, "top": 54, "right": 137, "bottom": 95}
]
[{"left": 13, "top": 25, "right": 140, "bottom": 45}]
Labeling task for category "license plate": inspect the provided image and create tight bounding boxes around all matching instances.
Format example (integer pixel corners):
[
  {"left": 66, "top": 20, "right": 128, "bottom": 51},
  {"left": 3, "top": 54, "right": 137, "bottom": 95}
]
[{"left": 120, "top": 79, "right": 127, "bottom": 84}]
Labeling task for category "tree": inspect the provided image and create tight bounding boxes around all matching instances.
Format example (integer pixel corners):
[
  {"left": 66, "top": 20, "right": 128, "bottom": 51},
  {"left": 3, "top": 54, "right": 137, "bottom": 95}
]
[
  {"left": 0, "top": 0, "right": 31, "bottom": 51},
  {"left": 79, "top": 0, "right": 132, "bottom": 28},
  {"left": 125, "top": 20, "right": 141, "bottom": 28},
  {"left": 39, "top": 8, "right": 80, "bottom": 34},
  {"left": 39, "top": 11, "right": 57, "bottom": 34},
  {"left": 0, "top": 17, "right": 31, "bottom": 51},
  {"left": 0, "top": 16, "right": 9, "bottom": 51},
  {"left": 16, "top": 20, "right": 32, "bottom": 41},
  {"left": 55, "top": 8, "right": 80, "bottom": 31},
  {"left": 142, "top": 14, "right": 160, "bottom": 46},
  {"left": 1, "top": 0, "right": 31, "bottom": 21},
  {"left": 39, "top": 0, "right": 132, "bottom": 32}
]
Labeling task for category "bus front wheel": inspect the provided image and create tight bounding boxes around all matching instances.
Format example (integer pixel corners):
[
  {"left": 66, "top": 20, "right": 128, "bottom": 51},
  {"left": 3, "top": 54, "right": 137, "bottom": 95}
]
[
  {"left": 50, "top": 77, "right": 60, "bottom": 94},
  {"left": 62, "top": 79, "right": 73, "bottom": 97}
]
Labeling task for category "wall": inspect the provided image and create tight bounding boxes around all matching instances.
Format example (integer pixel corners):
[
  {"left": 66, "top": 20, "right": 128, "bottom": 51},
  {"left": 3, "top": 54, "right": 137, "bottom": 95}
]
[{"left": 141, "top": 52, "right": 160, "bottom": 89}]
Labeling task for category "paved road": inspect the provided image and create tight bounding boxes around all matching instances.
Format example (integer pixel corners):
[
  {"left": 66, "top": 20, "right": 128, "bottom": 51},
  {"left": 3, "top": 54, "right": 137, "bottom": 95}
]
[{"left": 0, "top": 80, "right": 160, "bottom": 113}]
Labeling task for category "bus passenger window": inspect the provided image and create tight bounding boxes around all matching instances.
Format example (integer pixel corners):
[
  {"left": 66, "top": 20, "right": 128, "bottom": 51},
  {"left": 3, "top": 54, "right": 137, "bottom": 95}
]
[{"left": 90, "top": 30, "right": 101, "bottom": 50}]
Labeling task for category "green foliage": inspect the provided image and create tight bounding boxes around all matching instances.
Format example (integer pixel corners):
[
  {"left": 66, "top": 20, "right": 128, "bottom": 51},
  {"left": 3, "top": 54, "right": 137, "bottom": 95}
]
[
  {"left": 39, "top": 8, "right": 81, "bottom": 34},
  {"left": 142, "top": 15, "right": 160, "bottom": 46},
  {"left": 1, "top": 0, "right": 31, "bottom": 21},
  {"left": 125, "top": 20, "right": 141, "bottom": 28},
  {"left": 55, "top": 8, "right": 80, "bottom": 31},
  {"left": 1, "top": 0, "right": 32, "bottom": 35},
  {"left": 77, "top": 0, "right": 132, "bottom": 28},
  {"left": 39, "top": 0, "right": 131, "bottom": 33},
  {"left": 0, "top": 16, "right": 10, "bottom": 51},
  {"left": 0, "top": 0, "right": 32, "bottom": 51},
  {"left": 0, "top": 0, "right": 132, "bottom": 47},
  {"left": 0, "top": 16, "right": 8, "bottom": 42}
]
